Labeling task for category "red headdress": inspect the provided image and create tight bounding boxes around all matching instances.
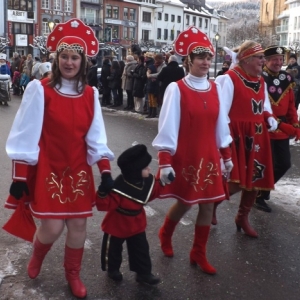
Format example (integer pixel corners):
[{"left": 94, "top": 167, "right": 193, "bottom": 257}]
[
  {"left": 239, "top": 44, "right": 264, "bottom": 61},
  {"left": 173, "top": 26, "right": 214, "bottom": 56},
  {"left": 47, "top": 18, "right": 99, "bottom": 57}
]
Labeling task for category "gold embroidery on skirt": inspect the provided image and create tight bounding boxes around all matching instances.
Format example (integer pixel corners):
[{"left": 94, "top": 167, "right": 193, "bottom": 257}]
[
  {"left": 46, "top": 167, "right": 90, "bottom": 204},
  {"left": 255, "top": 123, "right": 263, "bottom": 134},
  {"left": 182, "top": 158, "right": 219, "bottom": 192}
]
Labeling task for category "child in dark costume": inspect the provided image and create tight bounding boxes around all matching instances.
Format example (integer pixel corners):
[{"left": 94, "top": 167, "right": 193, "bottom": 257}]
[{"left": 96, "top": 144, "right": 170, "bottom": 285}]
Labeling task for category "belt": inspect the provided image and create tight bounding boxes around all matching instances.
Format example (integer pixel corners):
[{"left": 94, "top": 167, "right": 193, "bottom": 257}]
[{"left": 116, "top": 207, "right": 143, "bottom": 216}]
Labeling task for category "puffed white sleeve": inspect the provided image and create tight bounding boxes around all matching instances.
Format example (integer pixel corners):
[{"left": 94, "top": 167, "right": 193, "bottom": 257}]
[
  {"left": 215, "top": 82, "right": 233, "bottom": 148},
  {"left": 214, "top": 74, "right": 234, "bottom": 115},
  {"left": 152, "top": 82, "right": 181, "bottom": 155},
  {"left": 6, "top": 79, "right": 44, "bottom": 165},
  {"left": 263, "top": 82, "right": 273, "bottom": 114},
  {"left": 85, "top": 87, "right": 115, "bottom": 165}
]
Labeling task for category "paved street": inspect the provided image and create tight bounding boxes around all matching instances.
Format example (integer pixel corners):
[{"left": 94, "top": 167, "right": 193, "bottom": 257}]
[{"left": 0, "top": 94, "right": 300, "bottom": 300}]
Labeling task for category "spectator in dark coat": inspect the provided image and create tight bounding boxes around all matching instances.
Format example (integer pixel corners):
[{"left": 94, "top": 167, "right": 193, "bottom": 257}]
[
  {"left": 107, "top": 61, "right": 122, "bottom": 107},
  {"left": 157, "top": 55, "right": 185, "bottom": 103},
  {"left": 87, "top": 58, "right": 98, "bottom": 88},
  {"left": 10, "top": 52, "right": 20, "bottom": 79},
  {"left": 216, "top": 60, "right": 231, "bottom": 77},
  {"left": 100, "top": 58, "right": 112, "bottom": 106},
  {"left": 118, "top": 60, "right": 125, "bottom": 105},
  {"left": 132, "top": 56, "right": 147, "bottom": 113},
  {"left": 286, "top": 54, "right": 300, "bottom": 109}
]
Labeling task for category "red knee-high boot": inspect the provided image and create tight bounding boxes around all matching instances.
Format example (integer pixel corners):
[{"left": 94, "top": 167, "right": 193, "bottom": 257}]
[
  {"left": 211, "top": 201, "right": 222, "bottom": 225},
  {"left": 235, "top": 190, "right": 258, "bottom": 238},
  {"left": 158, "top": 216, "right": 179, "bottom": 257},
  {"left": 27, "top": 238, "right": 53, "bottom": 279},
  {"left": 64, "top": 246, "right": 87, "bottom": 299},
  {"left": 190, "top": 225, "right": 216, "bottom": 275}
]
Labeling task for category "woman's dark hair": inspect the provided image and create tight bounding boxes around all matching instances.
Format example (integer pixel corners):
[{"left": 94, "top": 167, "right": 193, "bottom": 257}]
[
  {"left": 139, "top": 56, "right": 145, "bottom": 64},
  {"left": 111, "top": 60, "right": 120, "bottom": 70},
  {"left": 48, "top": 51, "right": 87, "bottom": 94},
  {"left": 103, "top": 58, "right": 111, "bottom": 65},
  {"left": 119, "top": 60, "right": 125, "bottom": 73}
]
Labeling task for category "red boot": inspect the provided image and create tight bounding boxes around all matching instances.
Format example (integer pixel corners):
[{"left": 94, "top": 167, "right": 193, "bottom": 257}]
[
  {"left": 27, "top": 238, "right": 53, "bottom": 279},
  {"left": 158, "top": 216, "right": 179, "bottom": 257},
  {"left": 211, "top": 201, "right": 222, "bottom": 225},
  {"left": 235, "top": 190, "right": 258, "bottom": 238},
  {"left": 64, "top": 246, "right": 87, "bottom": 299},
  {"left": 190, "top": 225, "right": 216, "bottom": 275}
]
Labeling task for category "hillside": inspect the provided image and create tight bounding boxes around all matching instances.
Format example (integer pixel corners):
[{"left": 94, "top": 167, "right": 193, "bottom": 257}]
[{"left": 207, "top": 0, "right": 260, "bottom": 22}]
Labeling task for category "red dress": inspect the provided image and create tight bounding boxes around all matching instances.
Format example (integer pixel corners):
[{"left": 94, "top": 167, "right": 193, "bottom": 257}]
[
  {"left": 6, "top": 79, "right": 96, "bottom": 219},
  {"left": 227, "top": 67, "right": 274, "bottom": 191},
  {"left": 157, "top": 80, "right": 226, "bottom": 204}
]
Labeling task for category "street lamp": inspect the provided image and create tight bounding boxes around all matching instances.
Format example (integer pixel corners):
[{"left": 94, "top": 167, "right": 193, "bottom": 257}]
[
  {"left": 214, "top": 32, "right": 220, "bottom": 78},
  {"left": 48, "top": 20, "right": 56, "bottom": 32}
]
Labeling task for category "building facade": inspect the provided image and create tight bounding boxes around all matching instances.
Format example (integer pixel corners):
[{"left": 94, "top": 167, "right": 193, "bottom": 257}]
[{"left": 7, "top": 0, "right": 35, "bottom": 56}]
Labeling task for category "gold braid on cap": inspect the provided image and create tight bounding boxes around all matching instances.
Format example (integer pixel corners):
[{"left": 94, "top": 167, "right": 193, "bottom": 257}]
[{"left": 57, "top": 42, "right": 84, "bottom": 53}]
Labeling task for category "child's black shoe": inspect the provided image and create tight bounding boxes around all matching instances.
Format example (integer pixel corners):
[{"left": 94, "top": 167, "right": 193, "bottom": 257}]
[
  {"left": 108, "top": 270, "right": 123, "bottom": 281},
  {"left": 136, "top": 273, "right": 160, "bottom": 285}
]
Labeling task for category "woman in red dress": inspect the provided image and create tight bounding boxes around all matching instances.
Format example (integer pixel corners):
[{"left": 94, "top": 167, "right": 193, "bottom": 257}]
[
  {"left": 5, "top": 19, "right": 114, "bottom": 298},
  {"left": 152, "top": 26, "right": 233, "bottom": 275},
  {"left": 215, "top": 41, "right": 278, "bottom": 237}
]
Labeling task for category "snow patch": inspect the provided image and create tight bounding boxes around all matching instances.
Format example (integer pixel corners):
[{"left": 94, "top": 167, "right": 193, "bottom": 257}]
[
  {"left": 272, "top": 178, "right": 300, "bottom": 216},
  {"left": 84, "top": 239, "right": 93, "bottom": 249},
  {"left": 145, "top": 206, "right": 157, "bottom": 217}
]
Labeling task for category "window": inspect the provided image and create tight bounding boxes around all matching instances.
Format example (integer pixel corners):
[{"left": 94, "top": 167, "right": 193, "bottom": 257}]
[
  {"left": 9, "top": 0, "right": 33, "bottom": 10},
  {"left": 129, "top": 9, "right": 136, "bottom": 21},
  {"left": 129, "top": 27, "right": 135, "bottom": 39},
  {"left": 192, "top": 16, "right": 196, "bottom": 26},
  {"left": 112, "top": 26, "right": 119, "bottom": 38},
  {"left": 142, "top": 30, "right": 150, "bottom": 41},
  {"left": 171, "top": 14, "right": 175, "bottom": 22},
  {"left": 142, "top": 12, "right": 151, "bottom": 23},
  {"left": 64, "top": 0, "right": 72, "bottom": 12},
  {"left": 157, "top": 28, "right": 162, "bottom": 39},
  {"left": 41, "top": 0, "right": 49, "bottom": 9},
  {"left": 53, "top": 0, "right": 61, "bottom": 10},
  {"left": 13, "top": 22, "right": 33, "bottom": 34},
  {"left": 86, "top": 9, "right": 96, "bottom": 23},
  {"left": 186, "top": 15, "right": 190, "bottom": 25},
  {"left": 124, "top": 8, "right": 128, "bottom": 20},
  {"left": 205, "top": 19, "right": 208, "bottom": 29},
  {"left": 158, "top": 12, "right": 162, "bottom": 20},
  {"left": 170, "top": 29, "right": 174, "bottom": 40},
  {"left": 113, "top": 6, "right": 119, "bottom": 19},
  {"left": 123, "top": 27, "right": 128, "bottom": 39},
  {"left": 42, "top": 18, "right": 50, "bottom": 35},
  {"left": 106, "top": 5, "right": 112, "bottom": 18},
  {"left": 164, "top": 29, "right": 168, "bottom": 40},
  {"left": 165, "top": 13, "right": 168, "bottom": 21},
  {"left": 199, "top": 18, "right": 202, "bottom": 28},
  {"left": 177, "top": 30, "right": 180, "bottom": 37},
  {"left": 177, "top": 15, "right": 181, "bottom": 23}
]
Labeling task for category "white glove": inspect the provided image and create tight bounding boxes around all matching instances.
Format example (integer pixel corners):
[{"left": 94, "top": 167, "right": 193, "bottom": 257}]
[
  {"left": 267, "top": 117, "right": 278, "bottom": 131},
  {"left": 224, "top": 160, "right": 233, "bottom": 173},
  {"left": 160, "top": 167, "right": 176, "bottom": 186}
]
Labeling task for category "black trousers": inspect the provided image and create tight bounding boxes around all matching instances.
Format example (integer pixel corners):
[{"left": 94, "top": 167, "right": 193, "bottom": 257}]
[
  {"left": 101, "top": 231, "right": 152, "bottom": 275},
  {"left": 126, "top": 90, "right": 134, "bottom": 108},
  {"left": 260, "top": 138, "right": 291, "bottom": 198}
]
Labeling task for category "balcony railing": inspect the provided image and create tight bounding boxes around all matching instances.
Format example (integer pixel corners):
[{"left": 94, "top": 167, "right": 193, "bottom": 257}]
[
  {"left": 81, "top": 0, "right": 101, "bottom": 3},
  {"left": 80, "top": 17, "right": 102, "bottom": 25},
  {"left": 276, "top": 25, "right": 288, "bottom": 33}
]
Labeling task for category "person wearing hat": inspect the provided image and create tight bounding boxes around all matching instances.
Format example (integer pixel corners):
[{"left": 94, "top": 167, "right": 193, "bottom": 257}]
[
  {"left": 253, "top": 46, "right": 300, "bottom": 213},
  {"left": 96, "top": 144, "right": 166, "bottom": 285},
  {"left": 4, "top": 18, "right": 114, "bottom": 298},
  {"left": 286, "top": 53, "right": 300, "bottom": 109},
  {"left": 38, "top": 62, "right": 52, "bottom": 79},
  {"left": 214, "top": 41, "right": 279, "bottom": 237},
  {"left": 152, "top": 26, "right": 233, "bottom": 274}
]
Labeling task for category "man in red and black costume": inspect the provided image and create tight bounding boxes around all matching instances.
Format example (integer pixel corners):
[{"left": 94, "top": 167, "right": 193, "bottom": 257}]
[{"left": 254, "top": 46, "right": 300, "bottom": 212}]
